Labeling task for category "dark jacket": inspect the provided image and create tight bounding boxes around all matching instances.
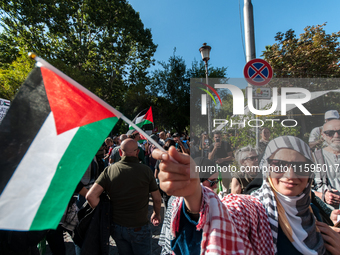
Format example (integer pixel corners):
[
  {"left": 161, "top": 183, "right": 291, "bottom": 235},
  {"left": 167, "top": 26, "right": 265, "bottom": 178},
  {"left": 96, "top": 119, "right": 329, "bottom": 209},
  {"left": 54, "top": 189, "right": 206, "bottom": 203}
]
[
  {"left": 75, "top": 193, "right": 111, "bottom": 255},
  {"left": 0, "top": 230, "right": 46, "bottom": 254}
]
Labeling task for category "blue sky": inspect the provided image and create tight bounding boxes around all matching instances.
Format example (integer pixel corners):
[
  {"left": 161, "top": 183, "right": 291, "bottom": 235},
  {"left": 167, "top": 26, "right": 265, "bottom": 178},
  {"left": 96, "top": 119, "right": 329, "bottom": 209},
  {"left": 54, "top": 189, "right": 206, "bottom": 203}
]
[{"left": 127, "top": 0, "right": 340, "bottom": 81}]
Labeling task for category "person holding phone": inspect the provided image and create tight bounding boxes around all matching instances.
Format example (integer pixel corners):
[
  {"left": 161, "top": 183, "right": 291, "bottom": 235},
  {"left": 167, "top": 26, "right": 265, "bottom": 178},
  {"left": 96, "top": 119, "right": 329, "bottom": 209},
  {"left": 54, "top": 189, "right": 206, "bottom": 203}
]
[
  {"left": 208, "top": 131, "right": 233, "bottom": 166},
  {"left": 208, "top": 131, "right": 234, "bottom": 193},
  {"left": 172, "top": 133, "right": 189, "bottom": 154}
]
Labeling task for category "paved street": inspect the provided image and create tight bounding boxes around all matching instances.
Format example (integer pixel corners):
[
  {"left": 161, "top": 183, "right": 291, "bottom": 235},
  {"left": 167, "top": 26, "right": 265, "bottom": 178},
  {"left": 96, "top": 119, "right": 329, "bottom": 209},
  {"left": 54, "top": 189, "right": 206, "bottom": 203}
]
[{"left": 45, "top": 197, "right": 165, "bottom": 255}]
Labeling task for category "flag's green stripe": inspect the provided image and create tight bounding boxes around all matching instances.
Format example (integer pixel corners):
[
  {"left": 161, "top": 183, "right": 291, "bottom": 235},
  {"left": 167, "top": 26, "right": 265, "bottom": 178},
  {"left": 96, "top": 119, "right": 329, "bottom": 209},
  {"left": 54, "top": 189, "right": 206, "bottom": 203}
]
[
  {"left": 30, "top": 117, "right": 118, "bottom": 230},
  {"left": 136, "top": 119, "right": 152, "bottom": 127},
  {"left": 129, "top": 119, "right": 153, "bottom": 130}
]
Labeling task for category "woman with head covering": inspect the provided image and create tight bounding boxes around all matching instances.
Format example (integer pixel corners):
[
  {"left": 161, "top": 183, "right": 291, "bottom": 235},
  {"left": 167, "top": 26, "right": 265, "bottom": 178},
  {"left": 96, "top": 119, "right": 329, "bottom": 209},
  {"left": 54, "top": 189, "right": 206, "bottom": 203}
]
[
  {"left": 231, "top": 145, "right": 260, "bottom": 194},
  {"left": 152, "top": 136, "right": 340, "bottom": 255},
  {"left": 251, "top": 136, "right": 325, "bottom": 254}
]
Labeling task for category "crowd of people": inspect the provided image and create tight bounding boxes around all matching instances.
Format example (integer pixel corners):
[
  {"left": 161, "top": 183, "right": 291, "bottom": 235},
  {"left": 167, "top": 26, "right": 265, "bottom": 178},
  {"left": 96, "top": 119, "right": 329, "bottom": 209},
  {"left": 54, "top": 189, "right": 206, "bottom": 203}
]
[{"left": 4, "top": 109, "right": 340, "bottom": 255}]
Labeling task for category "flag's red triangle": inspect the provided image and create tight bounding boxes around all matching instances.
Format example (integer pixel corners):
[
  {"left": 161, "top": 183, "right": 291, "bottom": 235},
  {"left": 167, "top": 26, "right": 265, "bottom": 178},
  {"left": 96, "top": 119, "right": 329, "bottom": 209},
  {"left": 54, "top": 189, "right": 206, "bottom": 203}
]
[
  {"left": 41, "top": 67, "right": 116, "bottom": 135},
  {"left": 144, "top": 106, "right": 153, "bottom": 123}
]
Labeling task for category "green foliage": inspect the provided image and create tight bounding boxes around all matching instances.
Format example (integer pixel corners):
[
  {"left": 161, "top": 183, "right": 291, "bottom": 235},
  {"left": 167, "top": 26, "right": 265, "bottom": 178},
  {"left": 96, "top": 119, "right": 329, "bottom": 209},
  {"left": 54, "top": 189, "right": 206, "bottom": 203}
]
[
  {"left": 227, "top": 113, "right": 300, "bottom": 151},
  {"left": 189, "top": 59, "right": 228, "bottom": 80},
  {"left": 148, "top": 53, "right": 190, "bottom": 133},
  {"left": 189, "top": 64, "right": 229, "bottom": 136},
  {"left": 262, "top": 23, "right": 340, "bottom": 135},
  {"left": 0, "top": 0, "right": 156, "bottom": 107},
  {"left": 148, "top": 53, "right": 228, "bottom": 134},
  {"left": 0, "top": 51, "right": 34, "bottom": 100},
  {"left": 262, "top": 23, "right": 340, "bottom": 79},
  {"left": 216, "top": 93, "right": 234, "bottom": 119}
]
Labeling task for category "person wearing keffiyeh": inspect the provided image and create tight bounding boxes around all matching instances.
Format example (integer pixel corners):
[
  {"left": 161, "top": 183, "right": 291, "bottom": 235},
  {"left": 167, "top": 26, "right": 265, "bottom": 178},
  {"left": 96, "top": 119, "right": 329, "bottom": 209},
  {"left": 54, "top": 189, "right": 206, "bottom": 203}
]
[
  {"left": 251, "top": 135, "right": 328, "bottom": 255},
  {"left": 155, "top": 155, "right": 275, "bottom": 254},
  {"left": 152, "top": 136, "right": 340, "bottom": 255}
]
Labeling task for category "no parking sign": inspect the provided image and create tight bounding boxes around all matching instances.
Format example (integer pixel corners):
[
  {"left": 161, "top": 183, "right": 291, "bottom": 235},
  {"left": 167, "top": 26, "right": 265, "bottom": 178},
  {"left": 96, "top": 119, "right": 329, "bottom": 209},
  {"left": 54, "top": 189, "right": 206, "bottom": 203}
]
[{"left": 243, "top": 58, "right": 273, "bottom": 86}]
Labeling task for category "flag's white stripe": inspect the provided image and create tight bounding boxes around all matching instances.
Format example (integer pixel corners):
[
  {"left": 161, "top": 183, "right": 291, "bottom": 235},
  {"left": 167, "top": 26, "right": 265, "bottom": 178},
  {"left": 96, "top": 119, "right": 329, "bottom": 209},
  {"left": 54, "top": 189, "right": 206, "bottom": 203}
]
[
  {"left": 129, "top": 114, "right": 145, "bottom": 128},
  {"left": 135, "top": 114, "right": 146, "bottom": 124},
  {"left": 0, "top": 112, "right": 77, "bottom": 230}
]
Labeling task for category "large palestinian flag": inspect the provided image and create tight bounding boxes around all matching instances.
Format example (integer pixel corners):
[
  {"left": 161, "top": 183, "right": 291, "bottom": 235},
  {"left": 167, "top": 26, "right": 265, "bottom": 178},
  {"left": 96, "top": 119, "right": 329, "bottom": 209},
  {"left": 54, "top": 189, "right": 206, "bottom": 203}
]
[{"left": 0, "top": 64, "right": 121, "bottom": 231}]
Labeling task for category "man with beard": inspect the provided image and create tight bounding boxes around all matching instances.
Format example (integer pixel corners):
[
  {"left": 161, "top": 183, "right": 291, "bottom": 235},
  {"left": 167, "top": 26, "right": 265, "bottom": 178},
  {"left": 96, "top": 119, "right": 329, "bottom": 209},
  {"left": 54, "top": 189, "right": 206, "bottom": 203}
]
[
  {"left": 309, "top": 110, "right": 339, "bottom": 151},
  {"left": 314, "top": 119, "right": 340, "bottom": 210}
]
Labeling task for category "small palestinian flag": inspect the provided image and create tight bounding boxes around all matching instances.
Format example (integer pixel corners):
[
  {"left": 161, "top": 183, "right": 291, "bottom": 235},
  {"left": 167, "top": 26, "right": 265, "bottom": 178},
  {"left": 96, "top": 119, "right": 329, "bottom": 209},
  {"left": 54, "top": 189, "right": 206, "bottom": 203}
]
[
  {"left": 129, "top": 106, "right": 153, "bottom": 130},
  {"left": 0, "top": 64, "right": 121, "bottom": 231},
  {"left": 127, "top": 107, "right": 153, "bottom": 142}
]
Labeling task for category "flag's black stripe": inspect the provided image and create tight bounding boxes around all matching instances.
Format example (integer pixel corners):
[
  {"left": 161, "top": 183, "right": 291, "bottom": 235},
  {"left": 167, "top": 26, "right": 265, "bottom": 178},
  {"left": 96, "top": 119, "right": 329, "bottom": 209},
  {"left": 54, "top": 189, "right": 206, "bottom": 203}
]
[{"left": 0, "top": 67, "right": 51, "bottom": 194}]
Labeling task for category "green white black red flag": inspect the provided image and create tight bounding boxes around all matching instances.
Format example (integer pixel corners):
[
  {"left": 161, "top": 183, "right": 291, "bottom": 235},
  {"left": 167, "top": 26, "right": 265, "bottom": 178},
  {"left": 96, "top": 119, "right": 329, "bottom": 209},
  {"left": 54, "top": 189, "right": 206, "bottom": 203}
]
[
  {"left": 0, "top": 56, "right": 164, "bottom": 231},
  {"left": 0, "top": 59, "right": 121, "bottom": 231}
]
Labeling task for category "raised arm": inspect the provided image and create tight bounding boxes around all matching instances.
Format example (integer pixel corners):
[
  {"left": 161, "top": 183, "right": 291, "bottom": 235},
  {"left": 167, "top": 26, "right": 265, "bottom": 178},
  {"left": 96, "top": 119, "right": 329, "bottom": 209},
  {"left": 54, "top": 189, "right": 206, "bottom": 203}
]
[{"left": 152, "top": 146, "right": 202, "bottom": 213}]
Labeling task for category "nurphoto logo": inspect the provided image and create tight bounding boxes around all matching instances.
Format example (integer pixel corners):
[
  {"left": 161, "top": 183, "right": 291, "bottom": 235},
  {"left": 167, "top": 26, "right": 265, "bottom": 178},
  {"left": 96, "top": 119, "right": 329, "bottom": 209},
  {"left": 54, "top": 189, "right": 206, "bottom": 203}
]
[{"left": 201, "top": 85, "right": 312, "bottom": 116}]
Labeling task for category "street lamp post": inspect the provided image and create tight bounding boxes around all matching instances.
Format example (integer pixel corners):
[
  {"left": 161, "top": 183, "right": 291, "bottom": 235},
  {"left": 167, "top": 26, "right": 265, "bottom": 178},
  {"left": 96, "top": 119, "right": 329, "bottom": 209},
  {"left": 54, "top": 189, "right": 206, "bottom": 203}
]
[{"left": 199, "top": 43, "right": 212, "bottom": 135}]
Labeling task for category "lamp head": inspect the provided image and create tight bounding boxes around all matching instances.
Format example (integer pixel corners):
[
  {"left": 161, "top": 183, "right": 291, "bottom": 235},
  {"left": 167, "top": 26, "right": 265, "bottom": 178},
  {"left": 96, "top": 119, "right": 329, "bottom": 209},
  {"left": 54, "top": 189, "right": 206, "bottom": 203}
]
[{"left": 199, "top": 43, "right": 211, "bottom": 62}]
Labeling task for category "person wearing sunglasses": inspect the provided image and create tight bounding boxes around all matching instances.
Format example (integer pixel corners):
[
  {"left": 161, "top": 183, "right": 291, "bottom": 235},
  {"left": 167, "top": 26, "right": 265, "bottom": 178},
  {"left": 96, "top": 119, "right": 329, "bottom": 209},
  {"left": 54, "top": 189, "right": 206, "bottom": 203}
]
[
  {"left": 309, "top": 110, "right": 339, "bottom": 151},
  {"left": 314, "top": 119, "right": 340, "bottom": 210},
  {"left": 251, "top": 135, "right": 338, "bottom": 254},
  {"left": 231, "top": 146, "right": 260, "bottom": 194}
]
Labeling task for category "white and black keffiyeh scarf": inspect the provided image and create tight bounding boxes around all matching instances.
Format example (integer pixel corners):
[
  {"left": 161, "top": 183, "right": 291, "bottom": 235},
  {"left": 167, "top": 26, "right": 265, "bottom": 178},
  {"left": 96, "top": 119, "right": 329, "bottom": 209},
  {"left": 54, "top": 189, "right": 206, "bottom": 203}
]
[
  {"left": 159, "top": 196, "right": 175, "bottom": 255},
  {"left": 252, "top": 136, "right": 325, "bottom": 255}
]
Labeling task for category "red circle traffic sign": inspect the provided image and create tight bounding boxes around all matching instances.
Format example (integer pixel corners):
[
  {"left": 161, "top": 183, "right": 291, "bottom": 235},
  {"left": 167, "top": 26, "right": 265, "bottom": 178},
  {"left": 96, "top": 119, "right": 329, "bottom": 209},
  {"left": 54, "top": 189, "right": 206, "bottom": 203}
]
[{"left": 243, "top": 58, "right": 273, "bottom": 86}]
